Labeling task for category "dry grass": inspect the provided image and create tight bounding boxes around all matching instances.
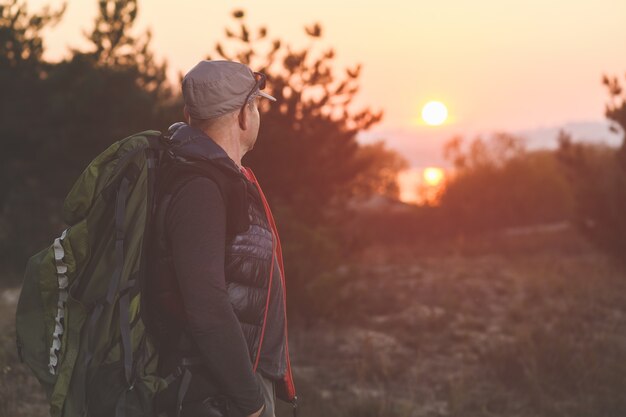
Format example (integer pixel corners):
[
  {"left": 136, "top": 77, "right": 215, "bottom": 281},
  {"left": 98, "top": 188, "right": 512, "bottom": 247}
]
[
  {"left": 4, "top": 228, "right": 626, "bottom": 417},
  {"left": 0, "top": 288, "right": 49, "bottom": 417},
  {"left": 285, "top": 228, "right": 626, "bottom": 416}
]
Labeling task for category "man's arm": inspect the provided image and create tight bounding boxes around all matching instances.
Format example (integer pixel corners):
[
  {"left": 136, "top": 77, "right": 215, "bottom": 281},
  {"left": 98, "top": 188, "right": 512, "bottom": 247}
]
[{"left": 165, "top": 176, "right": 265, "bottom": 417}]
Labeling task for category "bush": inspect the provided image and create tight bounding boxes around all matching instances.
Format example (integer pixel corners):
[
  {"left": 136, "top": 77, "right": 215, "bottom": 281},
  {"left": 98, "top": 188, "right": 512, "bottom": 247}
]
[
  {"left": 439, "top": 133, "right": 574, "bottom": 234},
  {"left": 555, "top": 72, "right": 626, "bottom": 266}
]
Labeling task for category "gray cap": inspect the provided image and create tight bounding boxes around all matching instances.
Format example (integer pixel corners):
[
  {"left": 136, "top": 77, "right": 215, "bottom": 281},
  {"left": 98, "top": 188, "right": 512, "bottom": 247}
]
[{"left": 182, "top": 60, "right": 276, "bottom": 120}]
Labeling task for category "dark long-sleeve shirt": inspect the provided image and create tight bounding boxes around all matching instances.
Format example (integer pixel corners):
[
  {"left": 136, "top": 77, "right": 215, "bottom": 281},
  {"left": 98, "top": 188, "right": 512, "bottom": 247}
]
[{"left": 164, "top": 176, "right": 265, "bottom": 417}]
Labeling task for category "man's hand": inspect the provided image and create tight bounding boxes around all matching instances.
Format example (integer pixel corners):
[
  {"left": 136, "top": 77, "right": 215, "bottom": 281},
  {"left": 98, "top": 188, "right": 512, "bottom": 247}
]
[{"left": 246, "top": 403, "right": 265, "bottom": 417}]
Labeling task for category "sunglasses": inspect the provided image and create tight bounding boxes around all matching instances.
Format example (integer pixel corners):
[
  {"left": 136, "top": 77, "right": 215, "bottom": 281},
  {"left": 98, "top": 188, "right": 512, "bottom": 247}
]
[
  {"left": 239, "top": 72, "right": 267, "bottom": 119},
  {"left": 242, "top": 72, "right": 267, "bottom": 108}
]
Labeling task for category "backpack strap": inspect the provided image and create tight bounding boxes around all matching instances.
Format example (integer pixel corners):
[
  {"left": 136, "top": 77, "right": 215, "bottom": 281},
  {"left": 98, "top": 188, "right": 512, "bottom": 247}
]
[
  {"left": 97, "top": 165, "right": 140, "bottom": 417},
  {"left": 175, "top": 368, "right": 192, "bottom": 417},
  {"left": 157, "top": 157, "right": 250, "bottom": 237},
  {"left": 83, "top": 165, "right": 139, "bottom": 371},
  {"left": 158, "top": 356, "right": 205, "bottom": 417}
]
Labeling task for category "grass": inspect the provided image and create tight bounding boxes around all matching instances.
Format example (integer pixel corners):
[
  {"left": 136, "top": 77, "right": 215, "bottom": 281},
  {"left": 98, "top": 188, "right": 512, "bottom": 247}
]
[
  {"left": 3, "top": 227, "right": 626, "bottom": 416},
  {"left": 288, "top": 227, "right": 626, "bottom": 416},
  {"left": 479, "top": 251, "right": 626, "bottom": 417},
  {"left": 0, "top": 287, "right": 49, "bottom": 417}
]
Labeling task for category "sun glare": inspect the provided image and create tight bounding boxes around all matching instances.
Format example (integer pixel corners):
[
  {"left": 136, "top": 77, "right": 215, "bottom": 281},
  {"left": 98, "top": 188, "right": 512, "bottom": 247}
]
[
  {"left": 421, "top": 101, "right": 448, "bottom": 126},
  {"left": 423, "top": 167, "right": 445, "bottom": 186}
]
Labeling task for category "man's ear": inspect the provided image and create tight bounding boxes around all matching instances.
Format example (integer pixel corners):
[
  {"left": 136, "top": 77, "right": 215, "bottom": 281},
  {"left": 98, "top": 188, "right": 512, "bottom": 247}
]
[{"left": 238, "top": 104, "right": 248, "bottom": 131}]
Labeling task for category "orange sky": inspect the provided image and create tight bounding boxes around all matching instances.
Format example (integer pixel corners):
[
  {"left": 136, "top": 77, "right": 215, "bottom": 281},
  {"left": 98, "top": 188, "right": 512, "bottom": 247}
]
[
  {"left": 30, "top": 0, "right": 626, "bottom": 128},
  {"left": 29, "top": 0, "right": 626, "bottom": 201}
]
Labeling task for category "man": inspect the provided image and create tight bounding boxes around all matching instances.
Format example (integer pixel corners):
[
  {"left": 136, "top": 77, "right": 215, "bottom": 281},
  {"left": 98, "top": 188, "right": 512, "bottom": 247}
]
[{"left": 148, "top": 60, "right": 297, "bottom": 417}]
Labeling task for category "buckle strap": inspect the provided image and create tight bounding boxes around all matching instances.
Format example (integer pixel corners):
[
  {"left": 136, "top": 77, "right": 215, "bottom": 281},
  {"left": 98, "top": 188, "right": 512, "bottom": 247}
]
[
  {"left": 161, "top": 355, "right": 206, "bottom": 417},
  {"left": 175, "top": 368, "right": 192, "bottom": 417},
  {"left": 164, "top": 366, "right": 183, "bottom": 386},
  {"left": 162, "top": 355, "right": 203, "bottom": 386}
]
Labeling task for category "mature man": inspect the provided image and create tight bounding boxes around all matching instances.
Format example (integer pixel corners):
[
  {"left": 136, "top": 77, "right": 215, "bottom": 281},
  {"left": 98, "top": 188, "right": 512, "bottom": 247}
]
[{"left": 148, "top": 60, "right": 297, "bottom": 417}]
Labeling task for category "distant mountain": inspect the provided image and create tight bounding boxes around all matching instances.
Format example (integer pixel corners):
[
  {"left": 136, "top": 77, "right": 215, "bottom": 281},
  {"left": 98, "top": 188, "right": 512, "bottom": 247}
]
[
  {"left": 519, "top": 120, "right": 622, "bottom": 150},
  {"left": 357, "top": 120, "right": 623, "bottom": 170}
]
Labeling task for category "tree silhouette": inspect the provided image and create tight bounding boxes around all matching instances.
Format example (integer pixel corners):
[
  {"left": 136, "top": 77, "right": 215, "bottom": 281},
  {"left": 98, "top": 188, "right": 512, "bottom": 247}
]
[
  {"left": 602, "top": 73, "right": 626, "bottom": 168},
  {"left": 350, "top": 140, "right": 409, "bottom": 200},
  {"left": 84, "top": 0, "right": 168, "bottom": 97},
  {"left": 0, "top": 0, "right": 65, "bottom": 74},
  {"left": 554, "top": 72, "right": 626, "bottom": 265},
  {"left": 558, "top": 91, "right": 626, "bottom": 266},
  {"left": 207, "top": 9, "right": 390, "bottom": 223},
  {"left": 0, "top": 0, "right": 175, "bottom": 276},
  {"left": 0, "top": 0, "right": 66, "bottom": 274}
]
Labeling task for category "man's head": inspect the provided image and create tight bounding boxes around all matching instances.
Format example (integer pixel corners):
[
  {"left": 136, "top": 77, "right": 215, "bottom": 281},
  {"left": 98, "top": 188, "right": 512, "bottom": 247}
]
[{"left": 182, "top": 60, "right": 276, "bottom": 152}]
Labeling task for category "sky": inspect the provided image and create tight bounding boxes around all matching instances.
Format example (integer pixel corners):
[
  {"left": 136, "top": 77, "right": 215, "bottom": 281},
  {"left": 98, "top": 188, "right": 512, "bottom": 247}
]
[{"left": 29, "top": 0, "right": 626, "bottom": 201}]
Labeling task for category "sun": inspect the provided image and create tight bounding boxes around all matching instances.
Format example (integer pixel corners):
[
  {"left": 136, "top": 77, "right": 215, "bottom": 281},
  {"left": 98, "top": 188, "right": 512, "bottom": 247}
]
[
  {"left": 423, "top": 167, "right": 445, "bottom": 186},
  {"left": 421, "top": 101, "right": 448, "bottom": 126}
]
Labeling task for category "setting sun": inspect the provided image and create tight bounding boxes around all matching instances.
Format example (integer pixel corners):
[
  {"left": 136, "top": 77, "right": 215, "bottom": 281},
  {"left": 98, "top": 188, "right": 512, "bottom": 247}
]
[
  {"left": 423, "top": 167, "right": 445, "bottom": 186},
  {"left": 421, "top": 101, "right": 448, "bottom": 126}
]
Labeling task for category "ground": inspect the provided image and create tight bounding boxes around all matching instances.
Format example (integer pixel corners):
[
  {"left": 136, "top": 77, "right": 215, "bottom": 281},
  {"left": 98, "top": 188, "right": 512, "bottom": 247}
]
[{"left": 3, "top": 228, "right": 626, "bottom": 417}]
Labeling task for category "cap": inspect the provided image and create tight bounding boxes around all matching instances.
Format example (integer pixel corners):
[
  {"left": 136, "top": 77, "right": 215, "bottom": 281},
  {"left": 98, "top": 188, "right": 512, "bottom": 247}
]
[{"left": 182, "top": 60, "right": 276, "bottom": 120}]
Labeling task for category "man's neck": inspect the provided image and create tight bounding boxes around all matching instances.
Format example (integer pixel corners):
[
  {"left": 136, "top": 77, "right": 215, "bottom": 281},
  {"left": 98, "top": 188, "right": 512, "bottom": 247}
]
[{"left": 199, "top": 127, "right": 246, "bottom": 169}]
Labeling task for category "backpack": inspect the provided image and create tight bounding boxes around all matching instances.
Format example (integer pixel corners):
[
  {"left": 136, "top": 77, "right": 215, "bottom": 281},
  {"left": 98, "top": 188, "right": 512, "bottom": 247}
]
[{"left": 15, "top": 126, "right": 245, "bottom": 417}]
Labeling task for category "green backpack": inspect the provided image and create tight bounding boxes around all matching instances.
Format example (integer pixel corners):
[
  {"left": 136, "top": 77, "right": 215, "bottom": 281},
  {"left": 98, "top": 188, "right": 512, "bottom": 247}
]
[{"left": 15, "top": 128, "right": 221, "bottom": 417}]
